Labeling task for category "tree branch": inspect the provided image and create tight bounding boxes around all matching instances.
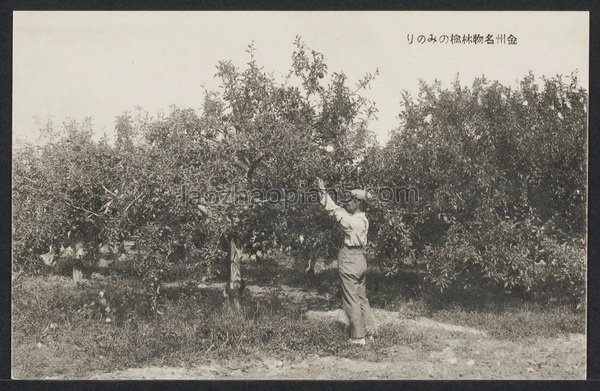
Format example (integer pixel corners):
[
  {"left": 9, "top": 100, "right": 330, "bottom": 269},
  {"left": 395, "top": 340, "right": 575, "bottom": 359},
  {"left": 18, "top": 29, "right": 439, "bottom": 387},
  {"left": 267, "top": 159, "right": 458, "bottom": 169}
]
[
  {"left": 232, "top": 160, "right": 250, "bottom": 173},
  {"left": 247, "top": 154, "right": 265, "bottom": 179},
  {"left": 61, "top": 198, "right": 102, "bottom": 218},
  {"left": 124, "top": 193, "right": 143, "bottom": 214},
  {"left": 25, "top": 175, "right": 39, "bottom": 185},
  {"left": 101, "top": 184, "right": 118, "bottom": 197},
  {"left": 14, "top": 175, "right": 39, "bottom": 185}
]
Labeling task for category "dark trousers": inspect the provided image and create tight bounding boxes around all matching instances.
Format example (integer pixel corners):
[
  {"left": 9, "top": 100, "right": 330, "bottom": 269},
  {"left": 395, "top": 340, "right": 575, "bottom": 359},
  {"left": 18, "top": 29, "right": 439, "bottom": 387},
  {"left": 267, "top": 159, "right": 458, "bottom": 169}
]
[{"left": 338, "top": 246, "right": 374, "bottom": 339}]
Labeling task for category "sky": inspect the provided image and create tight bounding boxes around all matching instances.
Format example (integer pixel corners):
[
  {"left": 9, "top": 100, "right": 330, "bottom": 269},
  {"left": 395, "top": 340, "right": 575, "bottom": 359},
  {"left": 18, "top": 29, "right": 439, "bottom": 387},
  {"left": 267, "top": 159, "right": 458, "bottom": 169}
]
[{"left": 13, "top": 11, "right": 589, "bottom": 146}]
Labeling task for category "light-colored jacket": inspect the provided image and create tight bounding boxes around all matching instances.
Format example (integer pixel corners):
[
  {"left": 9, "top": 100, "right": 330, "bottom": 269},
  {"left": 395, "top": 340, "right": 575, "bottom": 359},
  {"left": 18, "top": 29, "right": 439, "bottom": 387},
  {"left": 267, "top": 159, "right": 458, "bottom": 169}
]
[{"left": 321, "top": 192, "right": 369, "bottom": 247}]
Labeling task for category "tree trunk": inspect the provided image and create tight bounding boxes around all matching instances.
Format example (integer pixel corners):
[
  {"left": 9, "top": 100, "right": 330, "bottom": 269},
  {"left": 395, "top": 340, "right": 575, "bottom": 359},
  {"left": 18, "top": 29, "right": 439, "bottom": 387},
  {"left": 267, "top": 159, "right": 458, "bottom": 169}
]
[
  {"left": 225, "top": 239, "right": 245, "bottom": 312},
  {"left": 305, "top": 258, "right": 315, "bottom": 275},
  {"left": 72, "top": 264, "right": 83, "bottom": 281}
]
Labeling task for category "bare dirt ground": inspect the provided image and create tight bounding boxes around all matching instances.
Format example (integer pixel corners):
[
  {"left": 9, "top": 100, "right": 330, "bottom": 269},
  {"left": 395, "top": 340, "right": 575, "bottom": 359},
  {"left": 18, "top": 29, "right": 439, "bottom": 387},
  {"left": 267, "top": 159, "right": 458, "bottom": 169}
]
[
  {"left": 87, "top": 287, "right": 585, "bottom": 380},
  {"left": 88, "top": 314, "right": 584, "bottom": 379}
]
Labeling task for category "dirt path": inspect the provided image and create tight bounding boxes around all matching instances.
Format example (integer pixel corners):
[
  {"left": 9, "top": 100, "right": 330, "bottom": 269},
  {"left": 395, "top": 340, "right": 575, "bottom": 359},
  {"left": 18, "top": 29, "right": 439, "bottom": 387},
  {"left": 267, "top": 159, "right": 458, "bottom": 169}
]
[
  {"left": 88, "top": 308, "right": 585, "bottom": 380},
  {"left": 89, "top": 335, "right": 585, "bottom": 380}
]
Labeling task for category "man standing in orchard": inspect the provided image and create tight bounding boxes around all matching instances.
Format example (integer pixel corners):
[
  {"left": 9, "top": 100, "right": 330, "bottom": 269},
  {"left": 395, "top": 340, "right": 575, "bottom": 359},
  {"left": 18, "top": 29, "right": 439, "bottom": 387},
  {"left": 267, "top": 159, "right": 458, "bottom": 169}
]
[{"left": 316, "top": 178, "right": 375, "bottom": 346}]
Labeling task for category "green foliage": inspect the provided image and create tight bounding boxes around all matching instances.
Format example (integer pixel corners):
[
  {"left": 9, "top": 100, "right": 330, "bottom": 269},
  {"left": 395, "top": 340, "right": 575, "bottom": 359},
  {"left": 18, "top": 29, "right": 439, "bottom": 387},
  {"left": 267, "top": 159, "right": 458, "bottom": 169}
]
[
  {"left": 365, "top": 73, "right": 586, "bottom": 304},
  {"left": 12, "top": 39, "right": 377, "bottom": 301},
  {"left": 12, "top": 39, "right": 586, "bottom": 306},
  {"left": 370, "top": 206, "right": 414, "bottom": 273},
  {"left": 531, "top": 236, "right": 586, "bottom": 306}
]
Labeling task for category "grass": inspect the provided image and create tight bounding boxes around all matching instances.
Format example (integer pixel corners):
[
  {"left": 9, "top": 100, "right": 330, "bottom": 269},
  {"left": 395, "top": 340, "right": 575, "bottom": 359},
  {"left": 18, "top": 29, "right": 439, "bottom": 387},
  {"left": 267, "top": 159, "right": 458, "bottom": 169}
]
[
  {"left": 362, "top": 268, "right": 585, "bottom": 341},
  {"left": 429, "top": 304, "right": 584, "bottom": 340},
  {"left": 12, "top": 274, "right": 417, "bottom": 378},
  {"left": 11, "top": 262, "right": 586, "bottom": 379}
]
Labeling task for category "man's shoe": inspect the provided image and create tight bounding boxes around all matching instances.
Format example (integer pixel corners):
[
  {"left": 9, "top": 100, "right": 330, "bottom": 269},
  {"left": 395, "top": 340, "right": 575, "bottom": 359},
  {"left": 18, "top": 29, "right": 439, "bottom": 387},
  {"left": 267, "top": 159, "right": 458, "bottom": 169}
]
[{"left": 348, "top": 338, "right": 366, "bottom": 346}]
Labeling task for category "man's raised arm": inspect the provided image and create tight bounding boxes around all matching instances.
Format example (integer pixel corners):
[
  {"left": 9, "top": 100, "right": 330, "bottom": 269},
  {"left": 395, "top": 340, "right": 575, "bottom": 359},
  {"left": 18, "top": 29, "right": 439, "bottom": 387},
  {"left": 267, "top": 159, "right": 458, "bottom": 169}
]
[{"left": 316, "top": 178, "right": 352, "bottom": 228}]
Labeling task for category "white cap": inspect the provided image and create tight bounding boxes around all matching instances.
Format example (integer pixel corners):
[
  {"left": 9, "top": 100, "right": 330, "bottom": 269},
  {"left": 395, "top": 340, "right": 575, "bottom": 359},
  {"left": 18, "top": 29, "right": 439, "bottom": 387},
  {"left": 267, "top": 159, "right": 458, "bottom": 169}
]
[{"left": 350, "top": 189, "right": 372, "bottom": 202}]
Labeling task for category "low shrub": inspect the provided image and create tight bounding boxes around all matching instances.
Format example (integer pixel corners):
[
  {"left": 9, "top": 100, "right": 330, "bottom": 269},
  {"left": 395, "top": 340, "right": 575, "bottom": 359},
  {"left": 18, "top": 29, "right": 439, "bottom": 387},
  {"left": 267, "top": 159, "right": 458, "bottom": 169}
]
[{"left": 422, "top": 218, "right": 585, "bottom": 307}]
